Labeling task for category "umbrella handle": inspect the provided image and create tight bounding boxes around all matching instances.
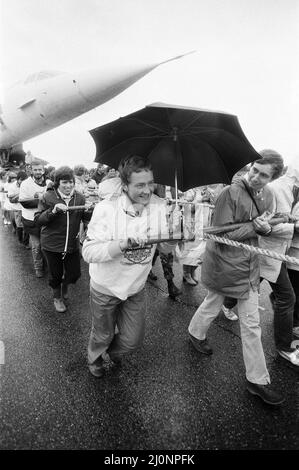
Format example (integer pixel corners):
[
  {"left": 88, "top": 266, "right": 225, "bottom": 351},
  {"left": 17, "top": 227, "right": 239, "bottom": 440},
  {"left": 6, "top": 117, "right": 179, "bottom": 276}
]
[
  {"left": 173, "top": 129, "right": 179, "bottom": 207},
  {"left": 174, "top": 166, "right": 179, "bottom": 207}
]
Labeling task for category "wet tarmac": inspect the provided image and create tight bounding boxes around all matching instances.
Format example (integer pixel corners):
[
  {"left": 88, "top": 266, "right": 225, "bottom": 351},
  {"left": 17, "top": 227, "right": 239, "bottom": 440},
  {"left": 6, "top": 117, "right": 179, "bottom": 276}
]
[{"left": 0, "top": 223, "right": 298, "bottom": 450}]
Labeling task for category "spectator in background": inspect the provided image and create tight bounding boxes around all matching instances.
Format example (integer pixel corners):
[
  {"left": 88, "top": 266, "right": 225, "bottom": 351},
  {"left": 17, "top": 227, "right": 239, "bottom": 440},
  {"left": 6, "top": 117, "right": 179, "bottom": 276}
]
[
  {"left": 45, "top": 166, "right": 56, "bottom": 180},
  {"left": 0, "top": 169, "right": 7, "bottom": 224},
  {"left": 148, "top": 184, "right": 181, "bottom": 300},
  {"left": 74, "top": 164, "right": 87, "bottom": 194},
  {"left": 178, "top": 187, "right": 212, "bottom": 286},
  {"left": 19, "top": 157, "right": 51, "bottom": 277},
  {"left": 100, "top": 166, "right": 118, "bottom": 182},
  {"left": 8, "top": 170, "right": 28, "bottom": 246},
  {"left": 98, "top": 168, "right": 122, "bottom": 201},
  {"left": 203, "top": 183, "right": 226, "bottom": 205},
  {"left": 35, "top": 166, "right": 91, "bottom": 312},
  {"left": 3, "top": 172, "right": 18, "bottom": 228},
  {"left": 92, "top": 164, "right": 107, "bottom": 185},
  {"left": 83, "top": 170, "right": 98, "bottom": 202},
  {"left": 230, "top": 164, "right": 251, "bottom": 185}
]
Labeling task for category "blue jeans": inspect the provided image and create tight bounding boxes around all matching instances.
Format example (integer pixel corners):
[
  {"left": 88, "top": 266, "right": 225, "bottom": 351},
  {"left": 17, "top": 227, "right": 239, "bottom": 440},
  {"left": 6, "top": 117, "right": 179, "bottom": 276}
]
[{"left": 29, "top": 234, "right": 43, "bottom": 272}]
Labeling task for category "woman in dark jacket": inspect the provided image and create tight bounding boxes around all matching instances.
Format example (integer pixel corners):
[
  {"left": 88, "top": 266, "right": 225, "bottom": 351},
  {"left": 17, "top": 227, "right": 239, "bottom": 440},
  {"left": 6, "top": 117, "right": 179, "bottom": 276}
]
[{"left": 35, "top": 166, "right": 91, "bottom": 312}]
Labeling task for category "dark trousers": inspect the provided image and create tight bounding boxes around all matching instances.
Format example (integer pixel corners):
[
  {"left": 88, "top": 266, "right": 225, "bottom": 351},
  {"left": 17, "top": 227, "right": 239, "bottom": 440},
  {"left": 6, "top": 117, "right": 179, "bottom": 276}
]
[
  {"left": 23, "top": 230, "right": 30, "bottom": 246},
  {"left": 288, "top": 269, "right": 299, "bottom": 327},
  {"left": 223, "top": 263, "right": 295, "bottom": 351},
  {"left": 152, "top": 249, "right": 174, "bottom": 281},
  {"left": 43, "top": 249, "right": 81, "bottom": 290}
]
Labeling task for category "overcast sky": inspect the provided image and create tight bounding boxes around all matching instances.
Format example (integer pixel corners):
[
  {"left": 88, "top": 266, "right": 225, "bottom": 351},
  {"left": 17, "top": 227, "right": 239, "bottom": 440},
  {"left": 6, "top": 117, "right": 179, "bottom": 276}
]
[{"left": 1, "top": 0, "right": 299, "bottom": 168}]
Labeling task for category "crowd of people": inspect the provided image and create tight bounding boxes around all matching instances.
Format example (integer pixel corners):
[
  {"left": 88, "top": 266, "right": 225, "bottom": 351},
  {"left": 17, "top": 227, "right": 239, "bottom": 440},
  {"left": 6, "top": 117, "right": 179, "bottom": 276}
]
[{"left": 1, "top": 149, "right": 299, "bottom": 407}]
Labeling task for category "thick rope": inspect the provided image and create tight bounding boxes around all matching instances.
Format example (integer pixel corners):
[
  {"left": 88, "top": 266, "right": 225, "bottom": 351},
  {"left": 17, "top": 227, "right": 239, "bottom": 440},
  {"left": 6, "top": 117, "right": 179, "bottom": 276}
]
[{"left": 203, "top": 233, "right": 299, "bottom": 266}]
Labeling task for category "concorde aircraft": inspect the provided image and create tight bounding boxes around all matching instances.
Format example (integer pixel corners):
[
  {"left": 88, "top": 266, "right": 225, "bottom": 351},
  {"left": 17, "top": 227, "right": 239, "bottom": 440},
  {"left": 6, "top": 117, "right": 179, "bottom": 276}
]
[{"left": 0, "top": 52, "right": 193, "bottom": 165}]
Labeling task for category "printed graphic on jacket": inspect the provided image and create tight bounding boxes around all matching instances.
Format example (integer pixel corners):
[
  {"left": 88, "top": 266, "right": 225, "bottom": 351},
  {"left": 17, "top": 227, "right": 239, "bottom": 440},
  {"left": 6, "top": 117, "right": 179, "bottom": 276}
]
[{"left": 121, "top": 246, "right": 153, "bottom": 265}]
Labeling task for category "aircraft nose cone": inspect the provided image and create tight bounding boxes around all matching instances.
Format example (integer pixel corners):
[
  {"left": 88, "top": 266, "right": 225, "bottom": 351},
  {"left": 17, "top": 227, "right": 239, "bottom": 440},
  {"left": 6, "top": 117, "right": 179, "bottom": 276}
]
[{"left": 75, "top": 65, "right": 155, "bottom": 105}]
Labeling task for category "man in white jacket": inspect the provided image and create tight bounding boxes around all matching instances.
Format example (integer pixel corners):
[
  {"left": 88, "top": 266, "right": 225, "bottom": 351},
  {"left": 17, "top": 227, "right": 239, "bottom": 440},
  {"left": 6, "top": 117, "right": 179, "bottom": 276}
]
[{"left": 82, "top": 155, "right": 178, "bottom": 377}]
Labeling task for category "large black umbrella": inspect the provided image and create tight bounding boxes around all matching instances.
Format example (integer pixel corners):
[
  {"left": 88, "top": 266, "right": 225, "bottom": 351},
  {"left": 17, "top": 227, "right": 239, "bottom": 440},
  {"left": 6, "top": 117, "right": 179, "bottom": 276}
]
[{"left": 89, "top": 102, "right": 260, "bottom": 194}]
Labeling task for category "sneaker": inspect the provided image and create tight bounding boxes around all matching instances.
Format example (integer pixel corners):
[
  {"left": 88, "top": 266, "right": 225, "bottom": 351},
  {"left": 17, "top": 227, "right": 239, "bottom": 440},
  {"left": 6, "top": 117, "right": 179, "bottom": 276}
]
[
  {"left": 293, "top": 327, "right": 299, "bottom": 338},
  {"left": 246, "top": 380, "right": 284, "bottom": 406},
  {"left": 222, "top": 306, "right": 238, "bottom": 321},
  {"left": 277, "top": 348, "right": 299, "bottom": 366},
  {"left": 53, "top": 298, "right": 67, "bottom": 313},
  {"left": 188, "top": 333, "right": 213, "bottom": 355}
]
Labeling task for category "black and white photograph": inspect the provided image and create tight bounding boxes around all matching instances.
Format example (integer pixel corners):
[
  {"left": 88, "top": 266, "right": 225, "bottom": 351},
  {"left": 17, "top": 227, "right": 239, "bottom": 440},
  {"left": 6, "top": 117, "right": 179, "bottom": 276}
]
[{"left": 0, "top": 0, "right": 298, "bottom": 454}]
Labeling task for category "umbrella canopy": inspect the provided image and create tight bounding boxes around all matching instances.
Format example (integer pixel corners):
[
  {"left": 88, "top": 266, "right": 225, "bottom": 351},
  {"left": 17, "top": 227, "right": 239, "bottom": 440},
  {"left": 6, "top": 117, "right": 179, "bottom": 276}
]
[{"left": 89, "top": 102, "right": 261, "bottom": 192}]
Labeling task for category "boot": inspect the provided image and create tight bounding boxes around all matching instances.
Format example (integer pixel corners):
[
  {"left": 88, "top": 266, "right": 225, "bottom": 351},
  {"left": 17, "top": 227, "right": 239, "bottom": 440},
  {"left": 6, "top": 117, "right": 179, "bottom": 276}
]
[
  {"left": 167, "top": 279, "right": 182, "bottom": 299},
  {"left": 183, "top": 265, "right": 197, "bottom": 286}
]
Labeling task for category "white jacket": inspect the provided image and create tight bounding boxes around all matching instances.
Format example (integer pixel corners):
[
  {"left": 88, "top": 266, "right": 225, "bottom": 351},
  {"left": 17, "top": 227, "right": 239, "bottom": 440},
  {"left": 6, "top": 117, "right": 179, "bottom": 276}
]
[{"left": 82, "top": 193, "right": 173, "bottom": 300}]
